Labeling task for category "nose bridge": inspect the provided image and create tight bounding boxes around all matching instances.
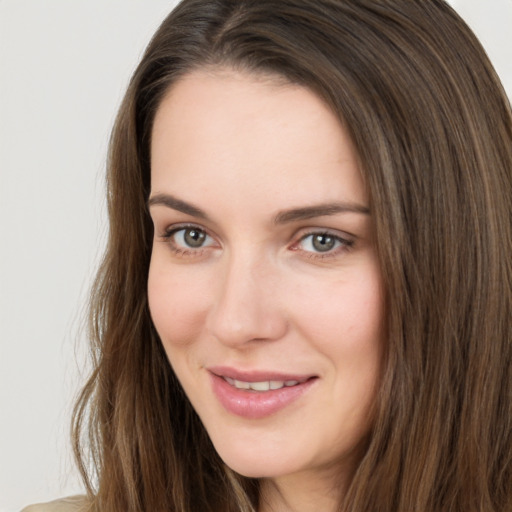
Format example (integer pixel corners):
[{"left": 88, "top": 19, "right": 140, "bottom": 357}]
[{"left": 206, "top": 246, "right": 286, "bottom": 346}]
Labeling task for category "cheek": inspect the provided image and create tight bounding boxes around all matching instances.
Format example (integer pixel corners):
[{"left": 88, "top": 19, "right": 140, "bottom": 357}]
[
  {"left": 147, "top": 258, "right": 210, "bottom": 347},
  {"left": 290, "top": 269, "right": 383, "bottom": 353},
  {"left": 288, "top": 265, "right": 384, "bottom": 419}
]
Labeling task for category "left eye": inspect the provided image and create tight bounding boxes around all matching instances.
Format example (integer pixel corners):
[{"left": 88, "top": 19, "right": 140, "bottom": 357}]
[
  {"left": 171, "top": 227, "right": 215, "bottom": 249},
  {"left": 298, "top": 233, "right": 349, "bottom": 253}
]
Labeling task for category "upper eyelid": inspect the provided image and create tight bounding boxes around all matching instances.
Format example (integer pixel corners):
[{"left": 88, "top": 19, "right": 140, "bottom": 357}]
[
  {"left": 160, "top": 225, "right": 353, "bottom": 237},
  {"left": 294, "top": 226, "right": 356, "bottom": 241},
  {"left": 298, "top": 231, "right": 352, "bottom": 241},
  {"left": 165, "top": 225, "right": 211, "bottom": 239},
  {"left": 294, "top": 232, "right": 354, "bottom": 247},
  {"left": 162, "top": 223, "right": 211, "bottom": 236}
]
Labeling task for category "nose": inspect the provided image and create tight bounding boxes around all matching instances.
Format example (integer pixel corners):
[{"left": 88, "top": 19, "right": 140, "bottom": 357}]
[{"left": 205, "top": 251, "right": 288, "bottom": 347}]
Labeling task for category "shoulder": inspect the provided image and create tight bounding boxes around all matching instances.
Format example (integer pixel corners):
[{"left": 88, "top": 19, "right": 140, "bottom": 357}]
[{"left": 21, "top": 496, "right": 90, "bottom": 512}]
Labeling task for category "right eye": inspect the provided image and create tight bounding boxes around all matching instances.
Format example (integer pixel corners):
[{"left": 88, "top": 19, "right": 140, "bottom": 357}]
[{"left": 164, "top": 226, "right": 216, "bottom": 250}]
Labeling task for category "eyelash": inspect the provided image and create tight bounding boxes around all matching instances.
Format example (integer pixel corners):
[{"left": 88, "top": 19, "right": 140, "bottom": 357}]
[
  {"left": 291, "top": 231, "right": 354, "bottom": 259},
  {"left": 159, "top": 224, "right": 354, "bottom": 260},
  {"left": 161, "top": 224, "right": 215, "bottom": 258}
]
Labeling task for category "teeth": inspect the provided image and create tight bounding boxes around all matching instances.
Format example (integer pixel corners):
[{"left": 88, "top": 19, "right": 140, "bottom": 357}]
[
  {"left": 250, "top": 381, "right": 270, "bottom": 391},
  {"left": 224, "top": 377, "right": 301, "bottom": 391},
  {"left": 234, "top": 379, "right": 251, "bottom": 390}
]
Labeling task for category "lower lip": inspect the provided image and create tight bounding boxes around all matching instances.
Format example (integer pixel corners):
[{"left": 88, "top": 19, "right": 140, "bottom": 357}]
[{"left": 209, "top": 373, "right": 316, "bottom": 419}]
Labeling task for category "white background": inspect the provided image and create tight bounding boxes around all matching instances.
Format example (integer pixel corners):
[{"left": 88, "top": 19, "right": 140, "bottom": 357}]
[{"left": 1, "top": 1, "right": 511, "bottom": 511}]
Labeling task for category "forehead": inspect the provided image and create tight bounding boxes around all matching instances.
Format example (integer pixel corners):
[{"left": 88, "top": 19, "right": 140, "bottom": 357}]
[{"left": 150, "top": 69, "right": 367, "bottom": 211}]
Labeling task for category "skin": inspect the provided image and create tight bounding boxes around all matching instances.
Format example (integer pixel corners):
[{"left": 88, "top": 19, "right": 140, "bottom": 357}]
[{"left": 148, "top": 68, "right": 384, "bottom": 512}]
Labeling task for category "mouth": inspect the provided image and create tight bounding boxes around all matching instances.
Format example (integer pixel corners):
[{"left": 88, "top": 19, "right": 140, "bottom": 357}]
[
  {"left": 222, "top": 376, "right": 310, "bottom": 392},
  {"left": 207, "top": 366, "right": 317, "bottom": 419}
]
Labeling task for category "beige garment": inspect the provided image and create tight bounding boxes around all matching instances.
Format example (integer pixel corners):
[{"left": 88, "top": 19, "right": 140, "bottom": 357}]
[{"left": 21, "top": 496, "right": 89, "bottom": 512}]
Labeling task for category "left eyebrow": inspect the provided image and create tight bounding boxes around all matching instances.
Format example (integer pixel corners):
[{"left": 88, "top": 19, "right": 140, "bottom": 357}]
[{"left": 273, "top": 202, "right": 370, "bottom": 224}]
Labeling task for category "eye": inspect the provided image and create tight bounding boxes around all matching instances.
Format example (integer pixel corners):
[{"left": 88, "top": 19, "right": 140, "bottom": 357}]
[
  {"left": 164, "top": 226, "right": 216, "bottom": 250},
  {"left": 295, "top": 231, "right": 354, "bottom": 256},
  {"left": 303, "top": 233, "right": 338, "bottom": 252},
  {"left": 176, "top": 227, "right": 208, "bottom": 248}
]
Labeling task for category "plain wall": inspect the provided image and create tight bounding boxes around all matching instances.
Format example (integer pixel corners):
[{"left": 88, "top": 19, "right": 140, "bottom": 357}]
[{"left": 0, "top": 1, "right": 510, "bottom": 511}]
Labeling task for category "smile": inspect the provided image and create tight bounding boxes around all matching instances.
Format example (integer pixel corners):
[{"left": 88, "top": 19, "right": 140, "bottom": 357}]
[
  {"left": 208, "top": 367, "right": 317, "bottom": 419},
  {"left": 223, "top": 377, "right": 301, "bottom": 391}
]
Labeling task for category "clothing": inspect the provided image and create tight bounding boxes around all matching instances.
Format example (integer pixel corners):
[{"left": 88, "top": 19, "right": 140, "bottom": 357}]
[{"left": 21, "top": 496, "right": 88, "bottom": 512}]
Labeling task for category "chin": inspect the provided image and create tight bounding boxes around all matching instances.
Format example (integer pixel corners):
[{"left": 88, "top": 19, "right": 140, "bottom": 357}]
[
  {"left": 222, "top": 457, "right": 293, "bottom": 479},
  {"left": 210, "top": 436, "right": 310, "bottom": 479}
]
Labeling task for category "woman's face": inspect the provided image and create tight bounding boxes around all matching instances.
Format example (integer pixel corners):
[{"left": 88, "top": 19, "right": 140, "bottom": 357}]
[{"left": 148, "top": 69, "right": 383, "bottom": 485}]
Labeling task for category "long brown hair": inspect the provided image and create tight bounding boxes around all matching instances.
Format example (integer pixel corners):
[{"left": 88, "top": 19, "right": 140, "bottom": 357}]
[{"left": 73, "top": 1, "right": 512, "bottom": 510}]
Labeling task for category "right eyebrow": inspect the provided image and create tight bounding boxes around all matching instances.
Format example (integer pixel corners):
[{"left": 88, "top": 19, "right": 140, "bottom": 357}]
[{"left": 147, "top": 193, "right": 210, "bottom": 220}]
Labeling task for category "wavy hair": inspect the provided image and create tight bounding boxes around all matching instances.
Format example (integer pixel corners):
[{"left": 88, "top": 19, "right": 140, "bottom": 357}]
[{"left": 73, "top": 1, "right": 512, "bottom": 510}]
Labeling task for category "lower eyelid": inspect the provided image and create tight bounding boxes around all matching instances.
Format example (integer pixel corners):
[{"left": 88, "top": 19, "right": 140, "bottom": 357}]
[
  {"left": 172, "top": 247, "right": 206, "bottom": 257},
  {"left": 161, "top": 238, "right": 210, "bottom": 259},
  {"left": 301, "top": 245, "right": 350, "bottom": 259}
]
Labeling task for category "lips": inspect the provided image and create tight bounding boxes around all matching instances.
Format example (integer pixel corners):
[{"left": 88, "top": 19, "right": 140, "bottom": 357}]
[
  {"left": 208, "top": 366, "right": 317, "bottom": 419},
  {"left": 223, "top": 376, "right": 302, "bottom": 391}
]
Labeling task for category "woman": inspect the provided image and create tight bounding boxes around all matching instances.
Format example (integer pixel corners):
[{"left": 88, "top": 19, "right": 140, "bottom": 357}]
[{"left": 24, "top": 0, "right": 512, "bottom": 511}]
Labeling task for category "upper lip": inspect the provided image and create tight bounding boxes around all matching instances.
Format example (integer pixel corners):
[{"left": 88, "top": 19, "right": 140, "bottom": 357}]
[{"left": 207, "top": 365, "right": 316, "bottom": 383}]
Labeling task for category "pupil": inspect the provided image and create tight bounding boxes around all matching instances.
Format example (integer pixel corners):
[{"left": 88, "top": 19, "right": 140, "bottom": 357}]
[
  {"left": 312, "top": 234, "right": 335, "bottom": 252},
  {"left": 184, "top": 229, "right": 206, "bottom": 248}
]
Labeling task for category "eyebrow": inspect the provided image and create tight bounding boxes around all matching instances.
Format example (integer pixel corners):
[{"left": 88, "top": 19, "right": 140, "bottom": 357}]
[
  {"left": 147, "top": 193, "right": 370, "bottom": 223},
  {"left": 273, "top": 202, "right": 370, "bottom": 224},
  {"left": 148, "top": 193, "right": 210, "bottom": 219}
]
